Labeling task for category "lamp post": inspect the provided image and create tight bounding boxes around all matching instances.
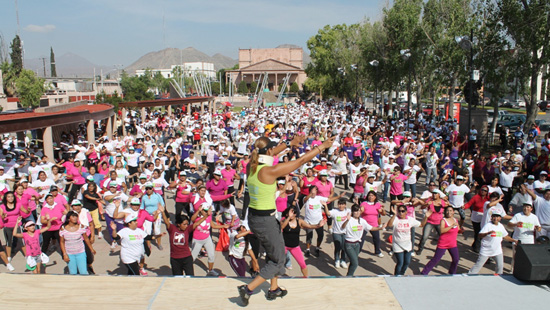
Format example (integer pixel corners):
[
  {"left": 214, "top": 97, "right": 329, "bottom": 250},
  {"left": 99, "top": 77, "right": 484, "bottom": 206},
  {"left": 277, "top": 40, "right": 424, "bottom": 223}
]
[
  {"left": 369, "top": 60, "right": 379, "bottom": 113},
  {"left": 338, "top": 67, "right": 346, "bottom": 101},
  {"left": 400, "top": 49, "right": 412, "bottom": 130},
  {"left": 351, "top": 64, "right": 358, "bottom": 104},
  {"left": 456, "top": 29, "right": 475, "bottom": 142}
]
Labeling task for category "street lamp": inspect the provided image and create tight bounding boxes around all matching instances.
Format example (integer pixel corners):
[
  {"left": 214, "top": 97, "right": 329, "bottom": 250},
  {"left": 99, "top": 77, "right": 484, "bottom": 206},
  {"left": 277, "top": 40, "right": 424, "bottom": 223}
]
[
  {"left": 400, "top": 49, "right": 412, "bottom": 129},
  {"left": 456, "top": 30, "right": 475, "bottom": 148},
  {"left": 351, "top": 64, "right": 358, "bottom": 104},
  {"left": 369, "top": 60, "right": 379, "bottom": 113},
  {"left": 338, "top": 67, "right": 346, "bottom": 101}
]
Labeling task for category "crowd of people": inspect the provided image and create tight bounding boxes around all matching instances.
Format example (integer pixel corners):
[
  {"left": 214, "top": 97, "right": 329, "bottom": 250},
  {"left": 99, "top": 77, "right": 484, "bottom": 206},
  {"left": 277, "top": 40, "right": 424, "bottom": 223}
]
[{"left": 0, "top": 101, "right": 548, "bottom": 285}]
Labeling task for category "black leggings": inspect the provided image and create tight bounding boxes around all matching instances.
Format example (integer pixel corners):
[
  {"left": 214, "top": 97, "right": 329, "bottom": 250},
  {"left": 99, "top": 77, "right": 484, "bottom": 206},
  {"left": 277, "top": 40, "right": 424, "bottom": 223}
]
[
  {"left": 326, "top": 201, "right": 334, "bottom": 226},
  {"left": 3, "top": 226, "right": 20, "bottom": 249},
  {"left": 337, "top": 174, "right": 349, "bottom": 189},
  {"left": 306, "top": 226, "right": 324, "bottom": 246},
  {"left": 41, "top": 230, "right": 60, "bottom": 253},
  {"left": 175, "top": 202, "right": 190, "bottom": 217},
  {"left": 472, "top": 221, "right": 481, "bottom": 251},
  {"left": 241, "top": 192, "right": 250, "bottom": 219},
  {"left": 125, "top": 261, "right": 140, "bottom": 275},
  {"left": 67, "top": 184, "right": 83, "bottom": 204},
  {"left": 170, "top": 256, "right": 194, "bottom": 276},
  {"left": 84, "top": 241, "right": 94, "bottom": 265}
]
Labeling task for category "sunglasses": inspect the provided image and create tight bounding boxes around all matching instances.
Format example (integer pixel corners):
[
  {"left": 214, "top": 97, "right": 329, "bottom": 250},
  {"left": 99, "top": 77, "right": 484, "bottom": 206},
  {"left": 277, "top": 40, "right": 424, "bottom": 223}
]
[
  {"left": 398, "top": 210, "right": 407, "bottom": 213},
  {"left": 146, "top": 187, "right": 153, "bottom": 190},
  {"left": 481, "top": 189, "right": 488, "bottom": 192}
]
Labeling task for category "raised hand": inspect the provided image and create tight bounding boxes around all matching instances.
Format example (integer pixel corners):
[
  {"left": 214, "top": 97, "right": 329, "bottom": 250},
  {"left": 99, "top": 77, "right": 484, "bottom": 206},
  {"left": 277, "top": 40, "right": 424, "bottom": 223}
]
[{"left": 109, "top": 221, "right": 117, "bottom": 231}]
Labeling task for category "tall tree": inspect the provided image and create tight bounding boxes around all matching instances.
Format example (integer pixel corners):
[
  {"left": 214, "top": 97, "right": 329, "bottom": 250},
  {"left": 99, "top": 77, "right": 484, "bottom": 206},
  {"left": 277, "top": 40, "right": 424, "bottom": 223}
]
[
  {"left": 9, "top": 35, "right": 22, "bottom": 76},
  {"left": 15, "top": 69, "right": 45, "bottom": 108},
  {"left": 50, "top": 47, "right": 57, "bottom": 77},
  {"left": 497, "top": 0, "right": 550, "bottom": 128}
]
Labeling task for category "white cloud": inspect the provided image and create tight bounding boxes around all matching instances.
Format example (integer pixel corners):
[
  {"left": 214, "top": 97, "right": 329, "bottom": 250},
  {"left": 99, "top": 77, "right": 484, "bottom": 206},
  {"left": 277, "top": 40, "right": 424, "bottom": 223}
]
[{"left": 24, "top": 24, "right": 56, "bottom": 33}]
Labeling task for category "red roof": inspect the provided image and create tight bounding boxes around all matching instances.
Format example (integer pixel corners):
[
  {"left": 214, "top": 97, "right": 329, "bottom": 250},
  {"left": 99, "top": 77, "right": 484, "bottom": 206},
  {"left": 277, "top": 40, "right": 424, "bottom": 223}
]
[{"left": 0, "top": 103, "right": 112, "bottom": 121}]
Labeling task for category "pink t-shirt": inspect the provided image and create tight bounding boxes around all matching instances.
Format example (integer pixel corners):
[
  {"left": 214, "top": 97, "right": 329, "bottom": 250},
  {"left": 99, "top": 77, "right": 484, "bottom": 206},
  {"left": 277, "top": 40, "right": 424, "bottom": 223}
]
[
  {"left": 22, "top": 231, "right": 41, "bottom": 256},
  {"left": 276, "top": 194, "right": 288, "bottom": 212},
  {"left": 438, "top": 218, "right": 458, "bottom": 249},
  {"left": 361, "top": 201, "right": 382, "bottom": 227},
  {"left": 22, "top": 188, "right": 40, "bottom": 211},
  {"left": 354, "top": 177, "right": 366, "bottom": 194},
  {"left": 193, "top": 215, "right": 212, "bottom": 240},
  {"left": 59, "top": 227, "right": 86, "bottom": 254},
  {"left": 206, "top": 179, "right": 228, "bottom": 196},
  {"left": 0, "top": 203, "right": 29, "bottom": 228},
  {"left": 390, "top": 174, "right": 408, "bottom": 195},
  {"left": 314, "top": 180, "right": 333, "bottom": 198},
  {"left": 427, "top": 201, "right": 446, "bottom": 225},
  {"left": 175, "top": 183, "right": 192, "bottom": 203},
  {"left": 40, "top": 204, "right": 66, "bottom": 231},
  {"left": 53, "top": 195, "right": 68, "bottom": 209},
  {"left": 221, "top": 169, "right": 237, "bottom": 187}
]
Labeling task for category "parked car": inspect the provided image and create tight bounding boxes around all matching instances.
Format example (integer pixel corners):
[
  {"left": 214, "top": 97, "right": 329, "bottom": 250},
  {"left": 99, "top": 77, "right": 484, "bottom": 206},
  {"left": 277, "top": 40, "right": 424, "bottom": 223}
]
[
  {"left": 487, "top": 110, "right": 510, "bottom": 124},
  {"left": 496, "top": 114, "right": 526, "bottom": 131}
]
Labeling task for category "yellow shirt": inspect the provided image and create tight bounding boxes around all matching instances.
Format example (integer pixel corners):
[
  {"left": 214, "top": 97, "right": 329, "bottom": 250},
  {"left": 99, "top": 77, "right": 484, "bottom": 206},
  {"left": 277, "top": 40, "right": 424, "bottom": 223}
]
[{"left": 247, "top": 165, "right": 276, "bottom": 211}]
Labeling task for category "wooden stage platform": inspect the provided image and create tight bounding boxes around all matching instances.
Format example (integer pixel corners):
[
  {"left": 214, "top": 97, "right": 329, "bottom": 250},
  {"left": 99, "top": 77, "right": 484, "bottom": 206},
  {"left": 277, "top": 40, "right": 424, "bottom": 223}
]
[
  {"left": 0, "top": 274, "right": 400, "bottom": 309},
  {"left": 1, "top": 273, "right": 548, "bottom": 309}
]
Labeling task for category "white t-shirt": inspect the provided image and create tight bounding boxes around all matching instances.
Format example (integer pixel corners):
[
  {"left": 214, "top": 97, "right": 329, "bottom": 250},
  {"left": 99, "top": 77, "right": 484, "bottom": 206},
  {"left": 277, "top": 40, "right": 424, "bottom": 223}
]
[
  {"left": 404, "top": 165, "right": 421, "bottom": 184},
  {"left": 487, "top": 185, "right": 504, "bottom": 196},
  {"left": 124, "top": 152, "right": 141, "bottom": 167},
  {"left": 117, "top": 227, "right": 148, "bottom": 264},
  {"left": 533, "top": 196, "right": 550, "bottom": 226},
  {"left": 229, "top": 230, "right": 250, "bottom": 259},
  {"left": 533, "top": 180, "right": 549, "bottom": 197},
  {"left": 31, "top": 179, "right": 56, "bottom": 202},
  {"left": 510, "top": 213, "right": 541, "bottom": 244},
  {"left": 479, "top": 222, "right": 508, "bottom": 257},
  {"left": 344, "top": 217, "right": 372, "bottom": 242},
  {"left": 392, "top": 217, "right": 421, "bottom": 253},
  {"left": 348, "top": 164, "right": 362, "bottom": 184},
  {"left": 445, "top": 184, "right": 470, "bottom": 208},
  {"left": 304, "top": 195, "right": 328, "bottom": 224},
  {"left": 499, "top": 171, "right": 517, "bottom": 189},
  {"left": 481, "top": 202, "right": 506, "bottom": 225},
  {"left": 329, "top": 208, "right": 351, "bottom": 234}
]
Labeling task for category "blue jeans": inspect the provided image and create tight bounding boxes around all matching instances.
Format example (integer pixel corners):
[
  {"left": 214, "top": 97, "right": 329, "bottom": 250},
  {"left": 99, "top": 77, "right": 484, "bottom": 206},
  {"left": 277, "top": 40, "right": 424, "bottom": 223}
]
[
  {"left": 425, "top": 167, "right": 437, "bottom": 184},
  {"left": 67, "top": 251, "right": 88, "bottom": 275},
  {"left": 344, "top": 242, "right": 360, "bottom": 276},
  {"left": 404, "top": 183, "right": 417, "bottom": 198},
  {"left": 394, "top": 250, "right": 412, "bottom": 275},
  {"left": 332, "top": 233, "right": 346, "bottom": 262},
  {"left": 383, "top": 181, "right": 390, "bottom": 202}
]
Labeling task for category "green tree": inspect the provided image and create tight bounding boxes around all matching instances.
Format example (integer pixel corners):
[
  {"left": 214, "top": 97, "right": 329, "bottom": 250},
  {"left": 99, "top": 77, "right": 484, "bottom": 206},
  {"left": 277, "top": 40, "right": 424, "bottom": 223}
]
[
  {"left": 15, "top": 69, "right": 45, "bottom": 108},
  {"left": 1, "top": 62, "right": 16, "bottom": 96},
  {"left": 290, "top": 82, "right": 299, "bottom": 93},
  {"left": 96, "top": 90, "right": 123, "bottom": 111},
  {"left": 50, "top": 47, "right": 57, "bottom": 77},
  {"left": 237, "top": 80, "right": 249, "bottom": 94},
  {"left": 9, "top": 35, "right": 22, "bottom": 76},
  {"left": 120, "top": 71, "right": 155, "bottom": 101},
  {"left": 496, "top": 0, "right": 550, "bottom": 128}
]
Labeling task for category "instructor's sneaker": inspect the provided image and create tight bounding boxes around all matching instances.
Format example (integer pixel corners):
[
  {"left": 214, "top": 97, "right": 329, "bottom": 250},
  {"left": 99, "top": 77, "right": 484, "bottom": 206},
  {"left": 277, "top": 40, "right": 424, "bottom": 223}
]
[
  {"left": 266, "top": 287, "right": 288, "bottom": 300},
  {"left": 207, "top": 269, "right": 219, "bottom": 277},
  {"left": 340, "top": 261, "right": 348, "bottom": 269},
  {"left": 6, "top": 263, "right": 15, "bottom": 271},
  {"left": 304, "top": 249, "right": 311, "bottom": 257},
  {"left": 335, "top": 260, "right": 341, "bottom": 268},
  {"left": 238, "top": 285, "right": 251, "bottom": 306},
  {"left": 139, "top": 268, "right": 148, "bottom": 276}
]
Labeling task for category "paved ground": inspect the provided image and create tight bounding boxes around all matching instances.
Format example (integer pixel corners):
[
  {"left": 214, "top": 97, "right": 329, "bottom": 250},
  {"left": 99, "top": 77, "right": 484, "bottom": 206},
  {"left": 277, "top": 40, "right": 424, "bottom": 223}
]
[{"left": 2, "top": 176, "right": 516, "bottom": 278}]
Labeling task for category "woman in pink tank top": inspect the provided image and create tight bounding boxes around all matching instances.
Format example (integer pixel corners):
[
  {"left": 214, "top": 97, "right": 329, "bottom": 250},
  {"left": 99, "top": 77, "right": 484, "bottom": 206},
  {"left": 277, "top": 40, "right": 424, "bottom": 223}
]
[{"left": 421, "top": 206, "right": 460, "bottom": 275}]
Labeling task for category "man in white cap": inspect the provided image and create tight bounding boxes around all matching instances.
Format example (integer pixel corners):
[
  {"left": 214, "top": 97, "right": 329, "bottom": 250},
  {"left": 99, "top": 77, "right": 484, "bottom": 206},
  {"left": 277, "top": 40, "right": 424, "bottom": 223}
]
[
  {"left": 445, "top": 175, "right": 470, "bottom": 232},
  {"left": 533, "top": 171, "right": 549, "bottom": 197},
  {"left": 526, "top": 186, "right": 550, "bottom": 238}
]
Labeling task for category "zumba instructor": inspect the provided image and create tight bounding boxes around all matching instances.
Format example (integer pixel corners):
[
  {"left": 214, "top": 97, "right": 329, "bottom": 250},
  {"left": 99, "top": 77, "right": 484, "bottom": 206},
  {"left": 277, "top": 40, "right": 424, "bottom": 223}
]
[{"left": 238, "top": 134, "right": 335, "bottom": 306}]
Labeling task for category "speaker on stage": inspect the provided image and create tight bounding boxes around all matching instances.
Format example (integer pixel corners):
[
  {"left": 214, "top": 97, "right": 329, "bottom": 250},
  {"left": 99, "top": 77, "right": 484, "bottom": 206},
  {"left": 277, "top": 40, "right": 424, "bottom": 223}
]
[{"left": 513, "top": 244, "right": 550, "bottom": 281}]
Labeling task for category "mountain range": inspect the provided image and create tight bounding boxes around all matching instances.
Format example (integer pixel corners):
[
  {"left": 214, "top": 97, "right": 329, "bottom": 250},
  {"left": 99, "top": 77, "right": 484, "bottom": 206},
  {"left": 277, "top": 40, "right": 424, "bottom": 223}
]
[
  {"left": 24, "top": 45, "right": 310, "bottom": 78},
  {"left": 124, "top": 47, "right": 237, "bottom": 74}
]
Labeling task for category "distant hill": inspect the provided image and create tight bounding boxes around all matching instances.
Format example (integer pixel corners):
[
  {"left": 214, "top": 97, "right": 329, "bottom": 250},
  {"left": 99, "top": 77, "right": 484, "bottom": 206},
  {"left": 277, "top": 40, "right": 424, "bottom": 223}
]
[
  {"left": 124, "top": 47, "right": 238, "bottom": 74},
  {"left": 25, "top": 52, "right": 110, "bottom": 78}
]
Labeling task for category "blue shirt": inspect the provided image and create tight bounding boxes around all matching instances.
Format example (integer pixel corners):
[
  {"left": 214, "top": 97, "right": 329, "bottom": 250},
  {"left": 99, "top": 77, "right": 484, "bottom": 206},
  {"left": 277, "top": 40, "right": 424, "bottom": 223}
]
[{"left": 140, "top": 192, "right": 165, "bottom": 215}]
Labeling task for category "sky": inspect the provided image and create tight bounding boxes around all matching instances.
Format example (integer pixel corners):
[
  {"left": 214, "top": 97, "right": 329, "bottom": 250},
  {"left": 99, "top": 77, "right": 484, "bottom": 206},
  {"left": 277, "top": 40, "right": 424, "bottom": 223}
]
[{"left": 0, "top": 0, "right": 386, "bottom": 67}]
